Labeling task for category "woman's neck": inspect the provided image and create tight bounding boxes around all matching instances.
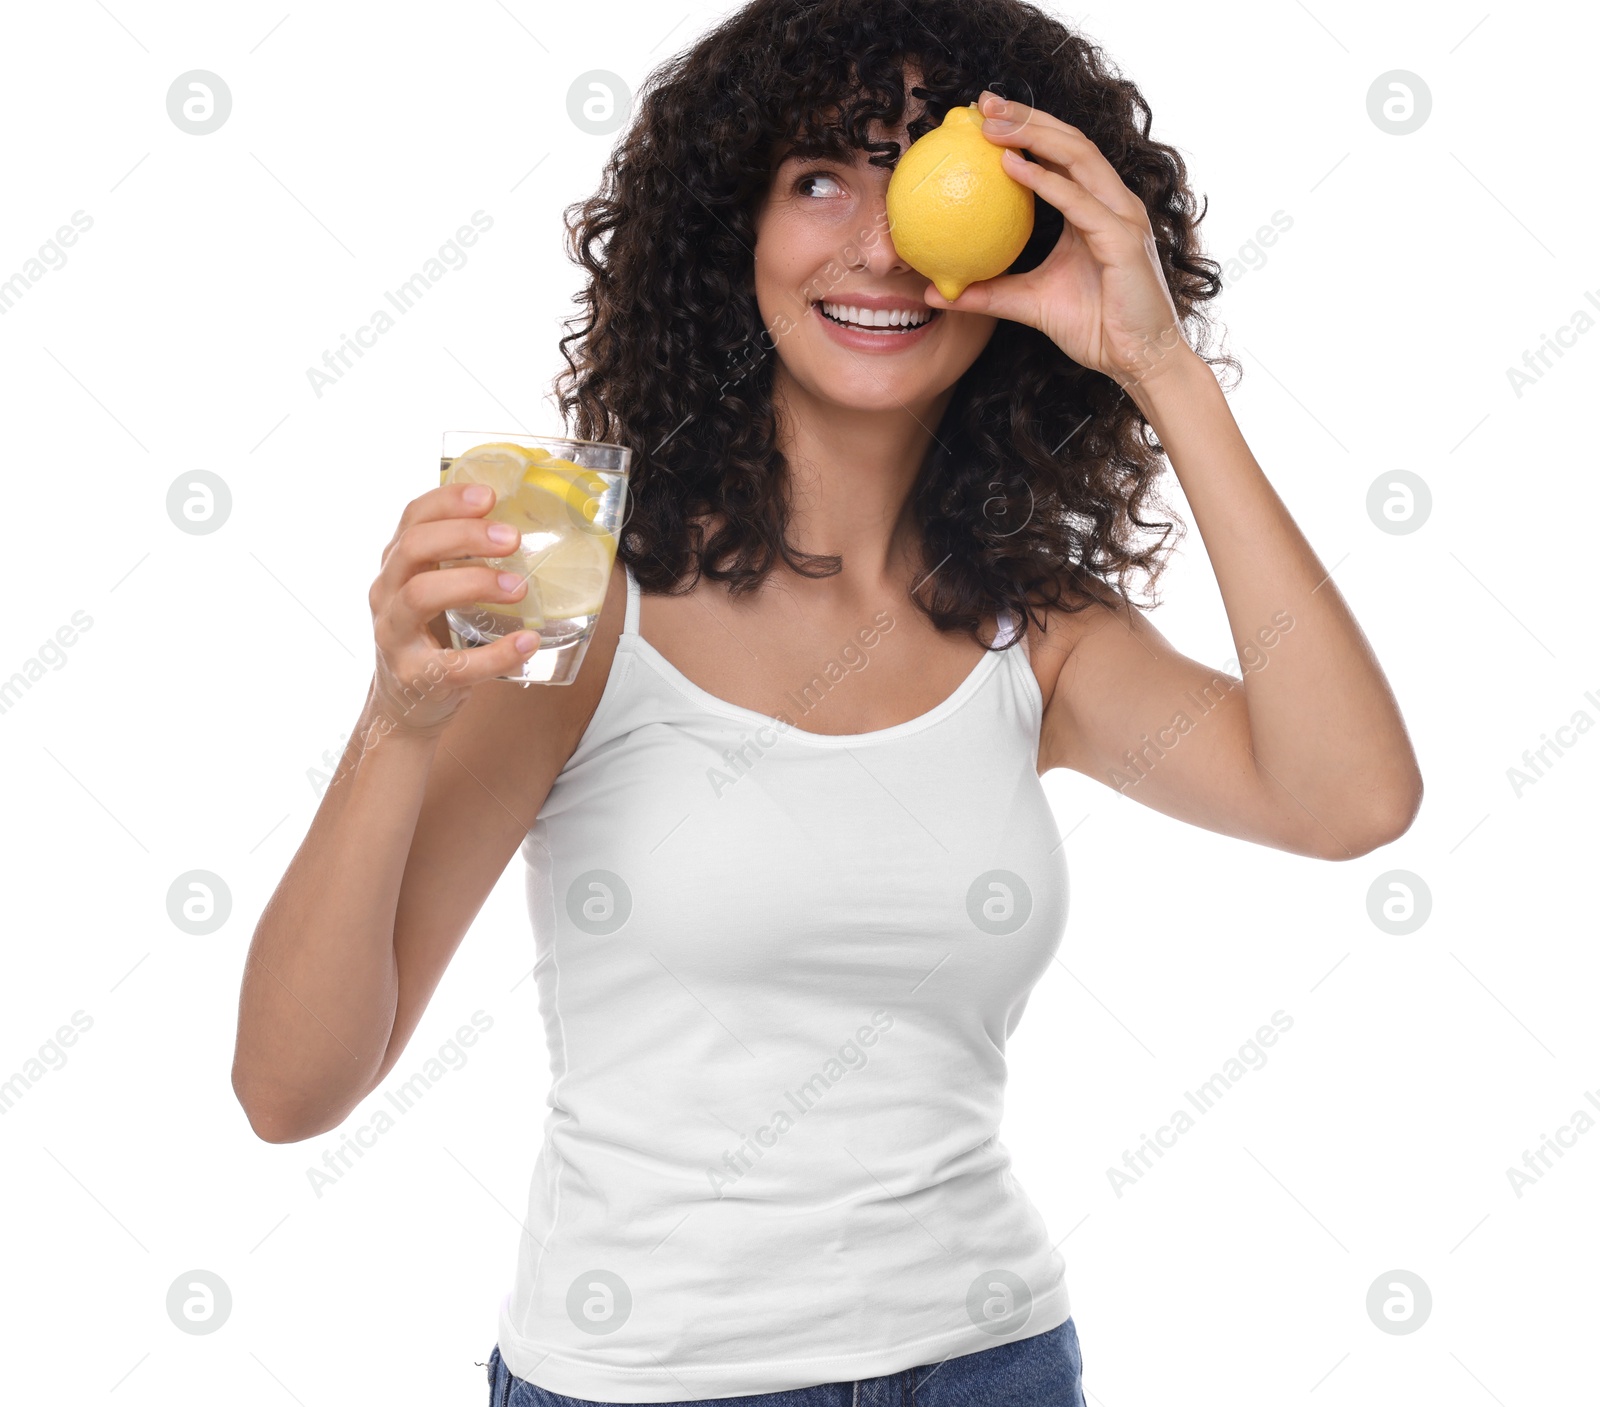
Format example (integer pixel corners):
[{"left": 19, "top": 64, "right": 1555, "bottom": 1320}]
[{"left": 770, "top": 375, "right": 954, "bottom": 585}]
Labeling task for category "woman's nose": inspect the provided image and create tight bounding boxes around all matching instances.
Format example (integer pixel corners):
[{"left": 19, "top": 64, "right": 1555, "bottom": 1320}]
[{"left": 851, "top": 190, "right": 913, "bottom": 278}]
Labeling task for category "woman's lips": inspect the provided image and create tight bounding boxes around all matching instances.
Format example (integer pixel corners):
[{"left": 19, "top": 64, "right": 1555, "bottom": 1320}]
[{"left": 809, "top": 300, "right": 941, "bottom": 352}]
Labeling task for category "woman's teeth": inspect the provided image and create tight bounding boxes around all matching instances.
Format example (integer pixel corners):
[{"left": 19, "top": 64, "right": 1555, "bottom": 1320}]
[{"left": 817, "top": 301, "right": 936, "bottom": 331}]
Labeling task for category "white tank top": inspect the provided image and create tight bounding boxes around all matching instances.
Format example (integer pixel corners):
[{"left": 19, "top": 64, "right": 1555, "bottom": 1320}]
[{"left": 497, "top": 561, "right": 1072, "bottom": 1401}]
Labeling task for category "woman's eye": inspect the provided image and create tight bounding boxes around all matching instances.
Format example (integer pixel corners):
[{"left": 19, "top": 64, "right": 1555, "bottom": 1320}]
[{"left": 794, "top": 170, "right": 844, "bottom": 198}]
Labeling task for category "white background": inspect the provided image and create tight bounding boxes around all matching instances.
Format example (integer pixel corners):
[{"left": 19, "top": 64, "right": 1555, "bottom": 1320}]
[{"left": 1, "top": 1, "right": 1595, "bottom": 1403}]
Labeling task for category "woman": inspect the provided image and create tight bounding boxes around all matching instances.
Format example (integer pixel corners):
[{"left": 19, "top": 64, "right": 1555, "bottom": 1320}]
[{"left": 233, "top": 1, "right": 1423, "bottom": 1403}]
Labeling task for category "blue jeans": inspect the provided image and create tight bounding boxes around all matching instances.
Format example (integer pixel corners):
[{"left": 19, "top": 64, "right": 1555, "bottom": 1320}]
[{"left": 483, "top": 1318, "right": 1087, "bottom": 1405}]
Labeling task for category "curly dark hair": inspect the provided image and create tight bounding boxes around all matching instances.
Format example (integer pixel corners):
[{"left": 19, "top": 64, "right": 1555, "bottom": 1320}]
[{"left": 553, "top": 0, "right": 1237, "bottom": 645}]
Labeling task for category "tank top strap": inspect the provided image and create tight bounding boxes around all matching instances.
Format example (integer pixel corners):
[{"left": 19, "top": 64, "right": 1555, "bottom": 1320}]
[
  {"left": 993, "top": 605, "right": 1028, "bottom": 657},
  {"left": 622, "top": 559, "right": 640, "bottom": 636}
]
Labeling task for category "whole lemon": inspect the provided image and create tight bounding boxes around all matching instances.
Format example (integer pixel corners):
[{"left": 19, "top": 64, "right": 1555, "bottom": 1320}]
[{"left": 886, "top": 102, "right": 1035, "bottom": 302}]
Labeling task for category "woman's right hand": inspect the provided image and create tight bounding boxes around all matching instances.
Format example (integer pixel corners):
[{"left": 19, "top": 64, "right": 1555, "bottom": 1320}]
[{"left": 367, "top": 481, "right": 538, "bottom": 736}]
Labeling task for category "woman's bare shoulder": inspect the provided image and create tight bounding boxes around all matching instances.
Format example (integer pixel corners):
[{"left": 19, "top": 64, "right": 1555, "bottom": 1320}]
[{"left": 1016, "top": 566, "right": 1140, "bottom": 712}]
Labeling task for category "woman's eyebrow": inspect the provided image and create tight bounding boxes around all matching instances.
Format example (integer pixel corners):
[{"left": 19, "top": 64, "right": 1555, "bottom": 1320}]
[
  {"left": 775, "top": 136, "right": 855, "bottom": 165},
  {"left": 769, "top": 137, "right": 905, "bottom": 179}
]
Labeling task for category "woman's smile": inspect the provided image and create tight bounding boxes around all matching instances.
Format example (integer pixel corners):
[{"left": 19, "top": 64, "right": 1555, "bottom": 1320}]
[{"left": 808, "top": 294, "right": 944, "bottom": 352}]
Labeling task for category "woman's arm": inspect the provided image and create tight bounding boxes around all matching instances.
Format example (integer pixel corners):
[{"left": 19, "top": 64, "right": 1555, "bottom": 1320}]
[
  {"left": 929, "top": 95, "right": 1421, "bottom": 857},
  {"left": 231, "top": 493, "right": 625, "bottom": 1143},
  {"left": 1038, "top": 351, "right": 1423, "bottom": 859}
]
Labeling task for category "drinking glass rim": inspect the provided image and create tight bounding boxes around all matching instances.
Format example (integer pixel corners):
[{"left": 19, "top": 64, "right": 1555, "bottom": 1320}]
[{"left": 442, "top": 429, "right": 631, "bottom": 455}]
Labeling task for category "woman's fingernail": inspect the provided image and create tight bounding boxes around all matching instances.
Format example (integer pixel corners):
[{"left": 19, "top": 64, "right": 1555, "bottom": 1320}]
[
  {"left": 515, "top": 632, "right": 539, "bottom": 653},
  {"left": 488, "top": 522, "right": 518, "bottom": 545},
  {"left": 464, "top": 485, "right": 492, "bottom": 507}
]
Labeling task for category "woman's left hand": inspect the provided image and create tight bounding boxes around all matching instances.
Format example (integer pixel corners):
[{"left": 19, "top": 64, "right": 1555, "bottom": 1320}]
[{"left": 923, "top": 91, "right": 1196, "bottom": 394}]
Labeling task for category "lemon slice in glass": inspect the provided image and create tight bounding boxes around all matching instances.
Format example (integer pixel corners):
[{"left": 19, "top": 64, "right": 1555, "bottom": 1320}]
[
  {"left": 444, "top": 442, "right": 539, "bottom": 503},
  {"left": 527, "top": 523, "right": 618, "bottom": 619},
  {"left": 522, "top": 458, "right": 612, "bottom": 526},
  {"left": 443, "top": 443, "right": 550, "bottom": 626},
  {"left": 444, "top": 442, "right": 618, "bottom": 626},
  {"left": 500, "top": 476, "right": 618, "bottom": 620}
]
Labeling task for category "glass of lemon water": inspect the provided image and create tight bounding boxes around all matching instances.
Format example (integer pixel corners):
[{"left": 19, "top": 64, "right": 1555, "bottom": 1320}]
[{"left": 438, "top": 431, "right": 630, "bottom": 685}]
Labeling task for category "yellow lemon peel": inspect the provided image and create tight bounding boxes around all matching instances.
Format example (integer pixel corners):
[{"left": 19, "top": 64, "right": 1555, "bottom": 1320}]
[{"left": 885, "top": 103, "right": 1034, "bottom": 302}]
